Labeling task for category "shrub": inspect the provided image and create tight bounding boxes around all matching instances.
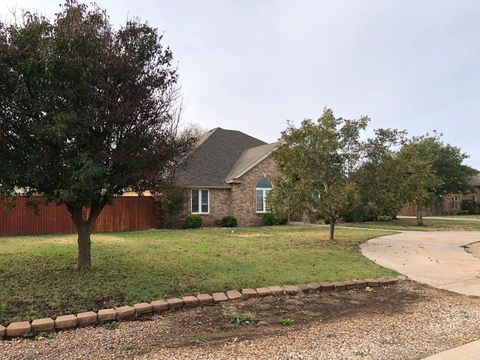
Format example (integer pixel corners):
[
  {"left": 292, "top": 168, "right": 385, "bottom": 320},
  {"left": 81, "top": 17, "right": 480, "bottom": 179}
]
[
  {"left": 221, "top": 216, "right": 237, "bottom": 227},
  {"left": 262, "top": 213, "right": 288, "bottom": 226},
  {"left": 185, "top": 215, "right": 202, "bottom": 229},
  {"left": 262, "top": 213, "right": 277, "bottom": 226}
]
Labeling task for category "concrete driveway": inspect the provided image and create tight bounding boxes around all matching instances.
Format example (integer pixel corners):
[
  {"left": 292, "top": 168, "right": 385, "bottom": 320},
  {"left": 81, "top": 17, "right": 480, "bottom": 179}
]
[{"left": 361, "top": 231, "right": 480, "bottom": 296}]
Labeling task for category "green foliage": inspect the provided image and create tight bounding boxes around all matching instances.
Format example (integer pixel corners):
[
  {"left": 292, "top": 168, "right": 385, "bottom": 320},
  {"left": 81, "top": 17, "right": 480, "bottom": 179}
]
[
  {"left": 185, "top": 215, "right": 202, "bottom": 229},
  {"left": 261, "top": 213, "right": 288, "bottom": 226},
  {"left": 461, "top": 200, "right": 480, "bottom": 215},
  {"left": 190, "top": 336, "right": 209, "bottom": 345},
  {"left": 102, "top": 322, "right": 119, "bottom": 330},
  {"left": 0, "top": 1, "right": 195, "bottom": 269},
  {"left": 221, "top": 216, "right": 238, "bottom": 227},
  {"left": 155, "top": 185, "right": 187, "bottom": 229},
  {"left": 231, "top": 314, "right": 257, "bottom": 326},
  {"left": 277, "top": 318, "right": 295, "bottom": 326},
  {"left": 271, "top": 108, "right": 368, "bottom": 239}
]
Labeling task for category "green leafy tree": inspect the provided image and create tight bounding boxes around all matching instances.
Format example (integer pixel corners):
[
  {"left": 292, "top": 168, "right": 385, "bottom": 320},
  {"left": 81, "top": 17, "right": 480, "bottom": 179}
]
[
  {"left": 399, "top": 133, "right": 473, "bottom": 225},
  {"left": 0, "top": 1, "right": 194, "bottom": 269},
  {"left": 352, "top": 129, "right": 407, "bottom": 220},
  {"left": 271, "top": 109, "right": 368, "bottom": 240}
]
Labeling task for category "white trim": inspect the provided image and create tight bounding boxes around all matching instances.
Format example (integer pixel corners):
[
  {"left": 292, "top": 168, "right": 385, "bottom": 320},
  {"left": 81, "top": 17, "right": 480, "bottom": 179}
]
[
  {"left": 256, "top": 188, "right": 271, "bottom": 214},
  {"left": 191, "top": 189, "right": 210, "bottom": 214}
]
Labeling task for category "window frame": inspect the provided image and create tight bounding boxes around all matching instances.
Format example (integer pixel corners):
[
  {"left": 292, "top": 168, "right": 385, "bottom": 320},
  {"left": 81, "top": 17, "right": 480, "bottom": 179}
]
[
  {"left": 256, "top": 178, "right": 272, "bottom": 214},
  {"left": 191, "top": 189, "right": 209, "bottom": 214}
]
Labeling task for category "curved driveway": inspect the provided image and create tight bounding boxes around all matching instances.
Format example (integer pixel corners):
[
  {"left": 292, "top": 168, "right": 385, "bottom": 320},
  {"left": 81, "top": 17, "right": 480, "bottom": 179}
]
[{"left": 361, "top": 231, "right": 480, "bottom": 296}]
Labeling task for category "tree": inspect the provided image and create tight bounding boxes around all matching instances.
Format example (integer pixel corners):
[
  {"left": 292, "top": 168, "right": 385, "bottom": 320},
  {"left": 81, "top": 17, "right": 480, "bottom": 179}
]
[
  {"left": 0, "top": 1, "right": 195, "bottom": 269},
  {"left": 398, "top": 133, "right": 474, "bottom": 225},
  {"left": 352, "top": 129, "right": 407, "bottom": 220},
  {"left": 271, "top": 109, "right": 368, "bottom": 240}
]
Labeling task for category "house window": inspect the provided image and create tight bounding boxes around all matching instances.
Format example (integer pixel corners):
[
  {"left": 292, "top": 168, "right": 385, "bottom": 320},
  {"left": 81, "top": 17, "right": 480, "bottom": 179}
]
[
  {"left": 452, "top": 195, "right": 460, "bottom": 211},
  {"left": 256, "top": 178, "right": 272, "bottom": 213},
  {"left": 192, "top": 189, "right": 209, "bottom": 214}
]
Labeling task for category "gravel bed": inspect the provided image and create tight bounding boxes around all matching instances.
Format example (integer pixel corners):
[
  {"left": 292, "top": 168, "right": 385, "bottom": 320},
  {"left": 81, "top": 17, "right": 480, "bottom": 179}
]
[{"left": 2, "top": 282, "right": 480, "bottom": 360}]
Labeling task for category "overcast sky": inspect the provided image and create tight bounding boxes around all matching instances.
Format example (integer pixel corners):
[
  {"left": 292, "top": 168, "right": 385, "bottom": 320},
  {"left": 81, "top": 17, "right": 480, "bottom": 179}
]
[{"left": 2, "top": 0, "right": 479, "bottom": 168}]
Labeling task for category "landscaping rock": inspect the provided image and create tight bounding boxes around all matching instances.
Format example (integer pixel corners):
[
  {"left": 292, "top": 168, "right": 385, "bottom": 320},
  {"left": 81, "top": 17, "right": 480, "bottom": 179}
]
[
  {"left": 134, "top": 303, "right": 153, "bottom": 315},
  {"left": 76, "top": 312, "right": 98, "bottom": 326},
  {"left": 212, "top": 292, "right": 228, "bottom": 302},
  {"left": 31, "top": 318, "right": 54, "bottom": 333},
  {"left": 226, "top": 290, "right": 242, "bottom": 300},
  {"left": 55, "top": 315, "right": 77, "bottom": 330},
  {"left": 256, "top": 287, "right": 272, "bottom": 297},
  {"left": 320, "top": 282, "right": 334, "bottom": 291},
  {"left": 297, "top": 284, "right": 311, "bottom": 293},
  {"left": 352, "top": 280, "right": 368, "bottom": 288},
  {"left": 98, "top": 309, "right": 117, "bottom": 322},
  {"left": 0, "top": 324, "right": 5, "bottom": 338},
  {"left": 242, "top": 288, "right": 258, "bottom": 299},
  {"left": 332, "top": 282, "right": 348, "bottom": 290},
  {"left": 151, "top": 300, "right": 169, "bottom": 312},
  {"left": 6, "top": 322, "right": 31, "bottom": 337},
  {"left": 116, "top": 306, "right": 135, "bottom": 320},
  {"left": 283, "top": 285, "right": 300, "bottom": 295},
  {"left": 166, "top": 298, "right": 184, "bottom": 309},
  {"left": 308, "top": 283, "right": 323, "bottom": 292},
  {"left": 269, "top": 286, "right": 285, "bottom": 295},
  {"left": 366, "top": 279, "right": 380, "bottom": 287},
  {"left": 182, "top": 296, "right": 199, "bottom": 308},
  {"left": 197, "top": 294, "right": 214, "bottom": 305}
]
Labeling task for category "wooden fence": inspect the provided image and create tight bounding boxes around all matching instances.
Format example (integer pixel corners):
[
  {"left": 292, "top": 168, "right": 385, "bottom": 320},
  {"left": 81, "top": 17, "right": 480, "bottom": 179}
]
[{"left": 0, "top": 196, "right": 159, "bottom": 235}]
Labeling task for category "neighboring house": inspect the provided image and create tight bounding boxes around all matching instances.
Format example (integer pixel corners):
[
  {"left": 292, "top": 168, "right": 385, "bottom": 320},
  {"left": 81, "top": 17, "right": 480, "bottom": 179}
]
[
  {"left": 400, "top": 172, "right": 480, "bottom": 216},
  {"left": 176, "top": 128, "right": 280, "bottom": 226}
]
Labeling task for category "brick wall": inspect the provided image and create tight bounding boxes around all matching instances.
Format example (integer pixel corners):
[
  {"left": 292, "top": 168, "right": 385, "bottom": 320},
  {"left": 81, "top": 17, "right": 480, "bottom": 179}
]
[
  {"left": 231, "top": 157, "right": 277, "bottom": 226},
  {"left": 184, "top": 188, "right": 232, "bottom": 227}
]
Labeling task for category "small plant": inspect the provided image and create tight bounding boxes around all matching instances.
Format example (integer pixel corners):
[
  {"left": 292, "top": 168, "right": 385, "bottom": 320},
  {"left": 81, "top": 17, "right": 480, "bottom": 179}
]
[
  {"left": 272, "top": 306, "right": 288, "bottom": 314},
  {"left": 221, "top": 215, "right": 238, "bottom": 227},
  {"left": 102, "top": 321, "right": 119, "bottom": 330},
  {"left": 190, "top": 336, "right": 208, "bottom": 345},
  {"left": 277, "top": 318, "right": 295, "bottom": 326},
  {"left": 119, "top": 343, "right": 136, "bottom": 351},
  {"left": 185, "top": 215, "right": 202, "bottom": 229},
  {"left": 231, "top": 314, "right": 257, "bottom": 326}
]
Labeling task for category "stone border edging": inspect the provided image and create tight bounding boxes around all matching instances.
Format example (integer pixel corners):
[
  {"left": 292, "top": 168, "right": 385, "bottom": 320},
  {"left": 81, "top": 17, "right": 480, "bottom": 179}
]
[{"left": 0, "top": 277, "right": 401, "bottom": 339}]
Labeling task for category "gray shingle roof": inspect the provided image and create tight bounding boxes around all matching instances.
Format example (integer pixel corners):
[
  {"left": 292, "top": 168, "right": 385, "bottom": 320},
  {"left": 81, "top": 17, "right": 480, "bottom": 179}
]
[
  {"left": 176, "top": 128, "right": 267, "bottom": 187},
  {"left": 226, "top": 142, "right": 280, "bottom": 182},
  {"left": 469, "top": 173, "right": 480, "bottom": 187}
]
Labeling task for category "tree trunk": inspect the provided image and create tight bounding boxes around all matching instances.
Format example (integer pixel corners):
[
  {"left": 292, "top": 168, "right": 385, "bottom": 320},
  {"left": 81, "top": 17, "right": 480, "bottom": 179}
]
[
  {"left": 329, "top": 217, "right": 336, "bottom": 240},
  {"left": 77, "top": 223, "right": 92, "bottom": 270},
  {"left": 67, "top": 201, "right": 106, "bottom": 270},
  {"left": 416, "top": 203, "right": 423, "bottom": 226}
]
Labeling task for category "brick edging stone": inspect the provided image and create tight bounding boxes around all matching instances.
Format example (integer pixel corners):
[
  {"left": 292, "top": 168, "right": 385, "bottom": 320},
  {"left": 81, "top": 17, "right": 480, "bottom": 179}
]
[{"left": 0, "top": 276, "right": 402, "bottom": 338}]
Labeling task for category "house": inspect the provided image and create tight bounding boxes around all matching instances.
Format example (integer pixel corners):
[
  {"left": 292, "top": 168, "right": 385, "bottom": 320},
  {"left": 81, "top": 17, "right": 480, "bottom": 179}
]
[
  {"left": 176, "top": 128, "right": 279, "bottom": 226},
  {"left": 400, "top": 172, "right": 480, "bottom": 216}
]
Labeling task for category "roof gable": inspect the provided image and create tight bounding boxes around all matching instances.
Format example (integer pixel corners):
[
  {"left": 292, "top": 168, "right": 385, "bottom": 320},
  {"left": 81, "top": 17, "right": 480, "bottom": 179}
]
[{"left": 176, "top": 128, "right": 266, "bottom": 187}]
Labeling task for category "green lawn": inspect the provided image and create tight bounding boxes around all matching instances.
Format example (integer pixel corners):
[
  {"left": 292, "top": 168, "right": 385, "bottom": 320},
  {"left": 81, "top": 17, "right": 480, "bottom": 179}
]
[
  {"left": 342, "top": 218, "right": 480, "bottom": 231},
  {"left": 0, "top": 226, "right": 394, "bottom": 323}
]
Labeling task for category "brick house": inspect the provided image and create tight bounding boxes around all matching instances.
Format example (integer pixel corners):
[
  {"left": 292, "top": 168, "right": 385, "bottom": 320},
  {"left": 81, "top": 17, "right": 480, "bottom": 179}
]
[
  {"left": 176, "top": 128, "right": 279, "bottom": 226},
  {"left": 400, "top": 173, "right": 480, "bottom": 216}
]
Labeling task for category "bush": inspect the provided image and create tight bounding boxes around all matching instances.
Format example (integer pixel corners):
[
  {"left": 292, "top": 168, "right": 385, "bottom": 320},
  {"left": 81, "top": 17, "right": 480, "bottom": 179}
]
[
  {"left": 185, "top": 215, "right": 202, "bottom": 228},
  {"left": 262, "top": 213, "right": 276, "bottom": 226},
  {"left": 262, "top": 213, "right": 288, "bottom": 226},
  {"left": 221, "top": 216, "right": 237, "bottom": 227}
]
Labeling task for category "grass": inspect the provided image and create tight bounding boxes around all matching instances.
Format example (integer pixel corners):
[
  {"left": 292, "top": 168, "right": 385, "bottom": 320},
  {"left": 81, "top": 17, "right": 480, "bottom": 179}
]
[
  {"left": 341, "top": 218, "right": 480, "bottom": 231},
  {"left": 0, "top": 226, "right": 395, "bottom": 323}
]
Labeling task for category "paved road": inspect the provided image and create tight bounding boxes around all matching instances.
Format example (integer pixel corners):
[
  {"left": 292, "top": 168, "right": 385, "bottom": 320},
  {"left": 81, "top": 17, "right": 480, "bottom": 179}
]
[
  {"left": 398, "top": 215, "right": 480, "bottom": 222},
  {"left": 361, "top": 231, "right": 480, "bottom": 296}
]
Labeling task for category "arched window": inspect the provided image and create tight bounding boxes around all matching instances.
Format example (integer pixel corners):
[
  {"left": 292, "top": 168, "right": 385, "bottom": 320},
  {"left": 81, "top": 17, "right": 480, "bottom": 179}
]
[{"left": 256, "top": 178, "right": 272, "bottom": 213}]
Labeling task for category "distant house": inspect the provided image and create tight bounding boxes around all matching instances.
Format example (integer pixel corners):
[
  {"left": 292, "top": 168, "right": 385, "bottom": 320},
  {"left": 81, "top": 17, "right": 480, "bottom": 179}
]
[
  {"left": 400, "top": 173, "right": 480, "bottom": 216},
  {"left": 176, "top": 128, "right": 279, "bottom": 226}
]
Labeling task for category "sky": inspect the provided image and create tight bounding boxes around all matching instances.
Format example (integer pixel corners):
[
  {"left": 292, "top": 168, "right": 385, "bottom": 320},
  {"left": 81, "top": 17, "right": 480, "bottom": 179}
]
[{"left": 1, "top": 0, "right": 479, "bottom": 168}]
